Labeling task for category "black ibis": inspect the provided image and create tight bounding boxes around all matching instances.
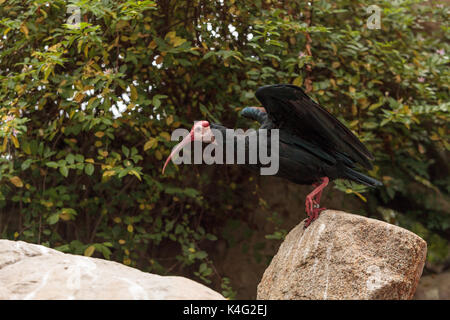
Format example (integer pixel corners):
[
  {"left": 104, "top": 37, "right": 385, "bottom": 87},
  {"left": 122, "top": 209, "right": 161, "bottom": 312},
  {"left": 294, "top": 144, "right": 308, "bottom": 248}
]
[{"left": 163, "top": 84, "right": 382, "bottom": 228}]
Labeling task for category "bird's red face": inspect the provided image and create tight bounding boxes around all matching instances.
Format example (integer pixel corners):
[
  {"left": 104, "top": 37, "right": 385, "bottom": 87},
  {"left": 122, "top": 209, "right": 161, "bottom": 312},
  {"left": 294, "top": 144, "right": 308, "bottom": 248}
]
[{"left": 162, "top": 120, "right": 215, "bottom": 174}]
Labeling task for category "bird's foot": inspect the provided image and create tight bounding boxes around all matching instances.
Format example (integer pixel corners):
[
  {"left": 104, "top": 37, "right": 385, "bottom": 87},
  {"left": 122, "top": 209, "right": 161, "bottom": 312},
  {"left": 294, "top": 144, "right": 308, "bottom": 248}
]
[
  {"left": 304, "top": 178, "right": 329, "bottom": 229},
  {"left": 304, "top": 205, "right": 326, "bottom": 228}
]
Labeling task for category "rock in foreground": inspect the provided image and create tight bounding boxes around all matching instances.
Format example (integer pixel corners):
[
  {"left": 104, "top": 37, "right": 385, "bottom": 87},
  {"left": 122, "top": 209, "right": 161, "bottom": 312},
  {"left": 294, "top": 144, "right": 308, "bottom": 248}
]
[
  {"left": 0, "top": 240, "right": 224, "bottom": 300},
  {"left": 257, "top": 210, "right": 427, "bottom": 300}
]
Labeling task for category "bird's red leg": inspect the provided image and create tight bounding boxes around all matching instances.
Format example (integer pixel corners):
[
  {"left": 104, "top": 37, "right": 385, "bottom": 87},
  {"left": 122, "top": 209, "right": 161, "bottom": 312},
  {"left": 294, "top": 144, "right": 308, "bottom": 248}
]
[{"left": 304, "top": 177, "right": 329, "bottom": 228}]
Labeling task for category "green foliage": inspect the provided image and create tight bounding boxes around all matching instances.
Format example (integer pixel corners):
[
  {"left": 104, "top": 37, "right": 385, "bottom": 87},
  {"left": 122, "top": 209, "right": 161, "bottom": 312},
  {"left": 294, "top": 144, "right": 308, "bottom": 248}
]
[{"left": 0, "top": 0, "right": 448, "bottom": 297}]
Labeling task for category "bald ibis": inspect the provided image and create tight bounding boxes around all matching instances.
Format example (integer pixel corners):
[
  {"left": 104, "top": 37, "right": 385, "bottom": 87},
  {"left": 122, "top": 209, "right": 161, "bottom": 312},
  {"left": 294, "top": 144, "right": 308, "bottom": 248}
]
[{"left": 163, "top": 84, "right": 382, "bottom": 228}]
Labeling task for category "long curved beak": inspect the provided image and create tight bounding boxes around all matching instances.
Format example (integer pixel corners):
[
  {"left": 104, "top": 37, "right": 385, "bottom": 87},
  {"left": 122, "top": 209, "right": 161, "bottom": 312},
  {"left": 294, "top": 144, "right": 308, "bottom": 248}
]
[{"left": 162, "top": 133, "right": 192, "bottom": 174}]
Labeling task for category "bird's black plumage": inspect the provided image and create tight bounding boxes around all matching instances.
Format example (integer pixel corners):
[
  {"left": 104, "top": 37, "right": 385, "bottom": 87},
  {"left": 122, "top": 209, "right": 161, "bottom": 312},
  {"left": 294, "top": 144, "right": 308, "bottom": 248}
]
[
  {"left": 240, "top": 84, "right": 381, "bottom": 187},
  {"left": 163, "top": 84, "right": 381, "bottom": 228}
]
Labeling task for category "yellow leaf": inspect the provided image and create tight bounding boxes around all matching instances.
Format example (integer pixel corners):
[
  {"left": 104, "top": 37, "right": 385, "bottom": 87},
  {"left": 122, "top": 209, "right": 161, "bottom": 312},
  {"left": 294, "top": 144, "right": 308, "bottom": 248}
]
[
  {"left": 14, "top": 232, "right": 19, "bottom": 239},
  {"left": 155, "top": 150, "right": 163, "bottom": 160},
  {"left": 95, "top": 131, "right": 104, "bottom": 138},
  {"left": 148, "top": 40, "right": 157, "bottom": 49},
  {"left": 73, "top": 92, "right": 85, "bottom": 103},
  {"left": 166, "top": 115, "right": 173, "bottom": 126},
  {"left": 332, "top": 61, "right": 340, "bottom": 69},
  {"left": 171, "top": 36, "right": 186, "bottom": 47},
  {"left": 127, "top": 225, "right": 133, "bottom": 233},
  {"left": 84, "top": 245, "right": 95, "bottom": 257},
  {"left": 351, "top": 104, "right": 358, "bottom": 116},
  {"left": 22, "top": 141, "right": 31, "bottom": 154},
  {"left": 430, "top": 133, "right": 440, "bottom": 141},
  {"left": 119, "top": 239, "right": 126, "bottom": 244},
  {"left": 128, "top": 169, "right": 142, "bottom": 181},
  {"left": 113, "top": 217, "right": 122, "bottom": 223},
  {"left": 160, "top": 132, "right": 171, "bottom": 141},
  {"left": 95, "top": 140, "right": 103, "bottom": 147},
  {"left": 85, "top": 158, "right": 95, "bottom": 163},
  {"left": 165, "top": 31, "right": 176, "bottom": 40},
  {"left": 330, "top": 78, "right": 336, "bottom": 88},
  {"left": 20, "top": 24, "right": 29, "bottom": 37},
  {"left": 293, "top": 76, "right": 303, "bottom": 87},
  {"left": 1, "top": 136, "right": 7, "bottom": 152},
  {"left": 10, "top": 135, "right": 19, "bottom": 148},
  {"left": 41, "top": 200, "right": 53, "bottom": 208},
  {"left": 103, "top": 170, "right": 116, "bottom": 177},
  {"left": 10, "top": 176, "right": 23, "bottom": 188},
  {"left": 354, "top": 191, "right": 367, "bottom": 202},
  {"left": 130, "top": 85, "right": 138, "bottom": 101},
  {"left": 143, "top": 138, "right": 158, "bottom": 151},
  {"left": 349, "top": 120, "right": 359, "bottom": 128},
  {"left": 59, "top": 212, "right": 71, "bottom": 221}
]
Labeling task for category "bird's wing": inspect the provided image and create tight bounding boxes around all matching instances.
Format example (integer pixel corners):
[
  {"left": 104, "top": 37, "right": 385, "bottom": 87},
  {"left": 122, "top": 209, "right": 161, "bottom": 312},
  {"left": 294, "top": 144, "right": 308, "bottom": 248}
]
[{"left": 255, "top": 84, "right": 374, "bottom": 169}]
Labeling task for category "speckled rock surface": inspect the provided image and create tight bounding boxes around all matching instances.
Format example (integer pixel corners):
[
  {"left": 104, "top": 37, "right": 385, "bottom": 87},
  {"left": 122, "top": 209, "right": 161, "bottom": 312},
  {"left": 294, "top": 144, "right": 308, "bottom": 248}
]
[
  {"left": 0, "top": 240, "right": 225, "bottom": 300},
  {"left": 257, "top": 210, "right": 427, "bottom": 300}
]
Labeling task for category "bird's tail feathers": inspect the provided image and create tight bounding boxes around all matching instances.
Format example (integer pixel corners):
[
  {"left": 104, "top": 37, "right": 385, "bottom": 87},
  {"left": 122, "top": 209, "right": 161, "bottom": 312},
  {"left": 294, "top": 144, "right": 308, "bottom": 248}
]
[{"left": 343, "top": 167, "right": 383, "bottom": 187}]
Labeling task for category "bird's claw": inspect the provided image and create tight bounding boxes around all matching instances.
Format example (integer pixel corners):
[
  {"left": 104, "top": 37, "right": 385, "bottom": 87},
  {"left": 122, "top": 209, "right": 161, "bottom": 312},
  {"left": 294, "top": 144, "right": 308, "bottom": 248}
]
[
  {"left": 304, "top": 177, "right": 329, "bottom": 229},
  {"left": 304, "top": 206, "right": 326, "bottom": 229}
]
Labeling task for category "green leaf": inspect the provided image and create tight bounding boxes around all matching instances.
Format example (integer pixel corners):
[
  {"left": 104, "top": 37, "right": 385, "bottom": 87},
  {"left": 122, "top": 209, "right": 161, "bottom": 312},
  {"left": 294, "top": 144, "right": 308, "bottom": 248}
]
[
  {"left": 66, "top": 153, "right": 75, "bottom": 164},
  {"left": 75, "top": 154, "right": 85, "bottom": 163},
  {"left": 46, "top": 161, "right": 59, "bottom": 168},
  {"left": 21, "top": 159, "right": 33, "bottom": 170},
  {"left": 59, "top": 166, "right": 69, "bottom": 177},
  {"left": 85, "top": 163, "right": 94, "bottom": 176},
  {"left": 47, "top": 213, "right": 60, "bottom": 225},
  {"left": 122, "top": 145, "right": 130, "bottom": 157}
]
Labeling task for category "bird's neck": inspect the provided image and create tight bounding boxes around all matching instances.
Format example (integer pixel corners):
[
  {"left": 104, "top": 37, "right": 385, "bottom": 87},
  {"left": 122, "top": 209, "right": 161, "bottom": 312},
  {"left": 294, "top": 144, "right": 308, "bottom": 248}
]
[{"left": 208, "top": 123, "right": 270, "bottom": 171}]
